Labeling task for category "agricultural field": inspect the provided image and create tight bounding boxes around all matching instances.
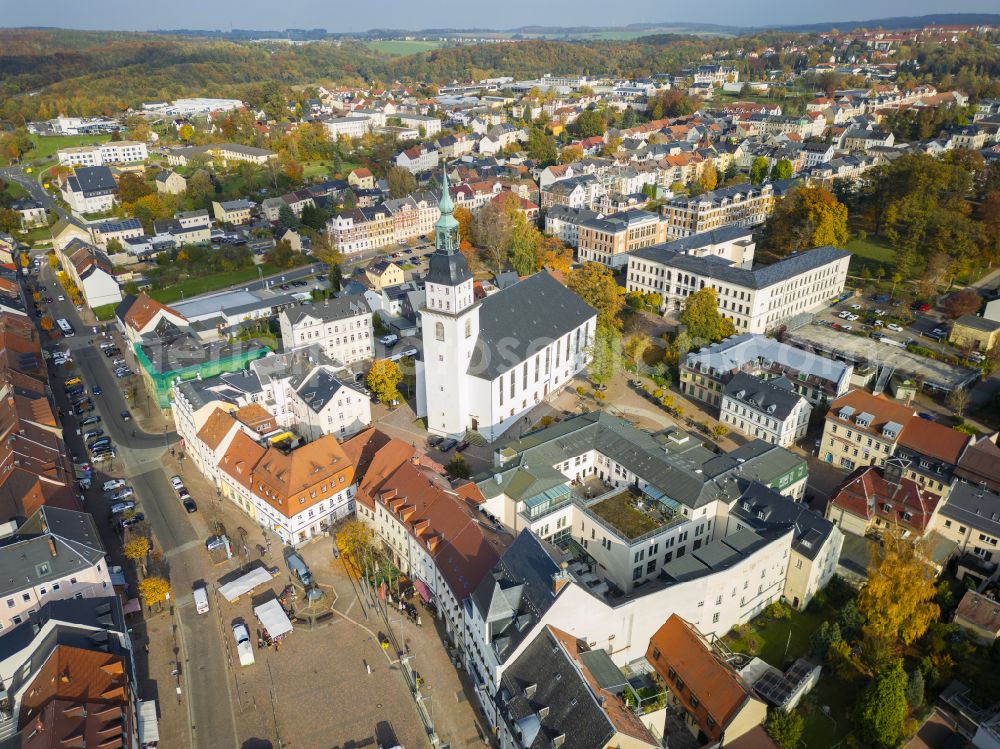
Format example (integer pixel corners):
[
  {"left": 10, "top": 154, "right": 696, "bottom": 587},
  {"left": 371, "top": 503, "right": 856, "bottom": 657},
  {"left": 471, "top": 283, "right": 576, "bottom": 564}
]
[{"left": 365, "top": 39, "right": 445, "bottom": 56}]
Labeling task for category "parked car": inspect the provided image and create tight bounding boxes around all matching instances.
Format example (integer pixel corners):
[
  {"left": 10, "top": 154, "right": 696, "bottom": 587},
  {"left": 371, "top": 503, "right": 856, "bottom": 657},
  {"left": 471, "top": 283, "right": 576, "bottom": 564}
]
[
  {"left": 91, "top": 385, "right": 102, "bottom": 396},
  {"left": 91, "top": 451, "right": 116, "bottom": 463},
  {"left": 379, "top": 334, "right": 399, "bottom": 346},
  {"left": 170, "top": 475, "right": 184, "bottom": 491},
  {"left": 120, "top": 410, "right": 131, "bottom": 421},
  {"left": 455, "top": 441, "right": 470, "bottom": 452},
  {"left": 109, "top": 488, "right": 134, "bottom": 502},
  {"left": 887, "top": 323, "right": 904, "bottom": 333},
  {"left": 109, "top": 501, "right": 135, "bottom": 515},
  {"left": 120, "top": 513, "right": 145, "bottom": 529},
  {"left": 437, "top": 438, "right": 458, "bottom": 452},
  {"left": 83, "top": 429, "right": 103, "bottom": 441},
  {"left": 205, "top": 535, "right": 226, "bottom": 551},
  {"left": 79, "top": 415, "right": 101, "bottom": 426},
  {"left": 233, "top": 622, "right": 255, "bottom": 667},
  {"left": 182, "top": 497, "right": 197, "bottom": 513},
  {"left": 103, "top": 479, "right": 126, "bottom": 492}
]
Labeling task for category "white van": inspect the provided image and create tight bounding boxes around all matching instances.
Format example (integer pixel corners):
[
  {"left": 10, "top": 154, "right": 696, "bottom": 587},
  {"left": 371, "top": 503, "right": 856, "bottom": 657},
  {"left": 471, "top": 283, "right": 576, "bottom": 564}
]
[{"left": 193, "top": 585, "right": 209, "bottom": 615}]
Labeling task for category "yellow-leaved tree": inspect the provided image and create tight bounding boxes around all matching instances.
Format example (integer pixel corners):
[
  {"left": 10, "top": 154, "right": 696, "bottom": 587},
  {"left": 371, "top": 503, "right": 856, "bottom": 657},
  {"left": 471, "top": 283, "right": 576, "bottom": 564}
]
[
  {"left": 336, "top": 519, "right": 377, "bottom": 575},
  {"left": 857, "top": 530, "right": 939, "bottom": 645},
  {"left": 365, "top": 359, "right": 402, "bottom": 405},
  {"left": 138, "top": 576, "right": 172, "bottom": 612}
]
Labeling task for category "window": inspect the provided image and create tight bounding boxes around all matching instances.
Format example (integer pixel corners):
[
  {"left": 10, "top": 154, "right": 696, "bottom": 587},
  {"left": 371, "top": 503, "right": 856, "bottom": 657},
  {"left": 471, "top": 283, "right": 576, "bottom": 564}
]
[
  {"left": 646, "top": 560, "right": 656, "bottom": 574},
  {"left": 435, "top": 322, "right": 444, "bottom": 342},
  {"left": 632, "top": 566, "right": 642, "bottom": 581},
  {"left": 465, "top": 319, "right": 472, "bottom": 338}
]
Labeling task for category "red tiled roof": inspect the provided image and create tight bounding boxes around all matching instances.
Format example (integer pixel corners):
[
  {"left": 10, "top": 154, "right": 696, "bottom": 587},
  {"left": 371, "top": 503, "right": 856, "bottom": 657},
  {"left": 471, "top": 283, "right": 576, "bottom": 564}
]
[{"left": 829, "top": 465, "right": 938, "bottom": 534}]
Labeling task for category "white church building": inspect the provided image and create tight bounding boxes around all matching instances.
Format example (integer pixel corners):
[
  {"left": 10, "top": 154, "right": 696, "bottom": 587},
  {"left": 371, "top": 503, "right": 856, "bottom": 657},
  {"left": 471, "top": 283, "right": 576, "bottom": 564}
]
[{"left": 416, "top": 173, "right": 597, "bottom": 442}]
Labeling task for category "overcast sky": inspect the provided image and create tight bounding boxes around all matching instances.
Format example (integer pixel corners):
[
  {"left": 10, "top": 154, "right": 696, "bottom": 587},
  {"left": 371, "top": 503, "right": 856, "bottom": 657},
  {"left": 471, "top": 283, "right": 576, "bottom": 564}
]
[{"left": 6, "top": 0, "right": 997, "bottom": 32}]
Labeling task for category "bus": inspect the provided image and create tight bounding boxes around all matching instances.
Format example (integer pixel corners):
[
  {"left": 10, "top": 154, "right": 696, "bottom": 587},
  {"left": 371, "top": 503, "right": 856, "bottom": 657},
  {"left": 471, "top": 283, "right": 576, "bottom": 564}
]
[{"left": 56, "top": 319, "right": 75, "bottom": 336}]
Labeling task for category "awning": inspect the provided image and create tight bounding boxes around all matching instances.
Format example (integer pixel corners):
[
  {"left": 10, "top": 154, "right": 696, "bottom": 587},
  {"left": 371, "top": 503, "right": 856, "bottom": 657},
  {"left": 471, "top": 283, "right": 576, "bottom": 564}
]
[
  {"left": 219, "top": 567, "right": 273, "bottom": 602},
  {"left": 253, "top": 598, "right": 293, "bottom": 639},
  {"left": 414, "top": 579, "right": 433, "bottom": 603},
  {"left": 137, "top": 700, "right": 160, "bottom": 745},
  {"left": 123, "top": 598, "right": 141, "bottom": 615}
]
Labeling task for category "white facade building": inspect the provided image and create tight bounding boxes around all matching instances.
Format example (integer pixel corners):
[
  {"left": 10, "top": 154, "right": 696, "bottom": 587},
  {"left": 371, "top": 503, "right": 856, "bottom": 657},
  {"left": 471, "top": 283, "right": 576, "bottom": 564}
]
[
  {"left": 720, "top": 373, "right": 811, "bottom": 447},
  {"left": 57, "top": 140, "right": 148, "bottom": 167},
  {"left": 278, "top": 295, "right": 374, "bottom": 366},
  {"left": 627, "top": 244, "right": 850, "bottom": 333}
]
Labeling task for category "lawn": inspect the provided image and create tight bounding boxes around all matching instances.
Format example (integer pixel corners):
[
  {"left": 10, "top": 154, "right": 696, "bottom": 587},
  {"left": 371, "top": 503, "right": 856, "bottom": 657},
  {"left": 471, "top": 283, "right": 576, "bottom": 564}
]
[
  {"left": 365, "top": 40, "right": 444, "bottom": 56},
  {"left": 723, "top": 598, "right": 855, "bottom": 748},
  {"left": 92, "top": 303, "right": 118, "bottom": 321},
  {"left": 26, "top": 134, "right": 112, "bottom": 162},
  {"left": 845, "top": 236, "right": 894, "bottom": 268},
  {"left": 148, "top": 263, "right": 283, "bottom": 304}
]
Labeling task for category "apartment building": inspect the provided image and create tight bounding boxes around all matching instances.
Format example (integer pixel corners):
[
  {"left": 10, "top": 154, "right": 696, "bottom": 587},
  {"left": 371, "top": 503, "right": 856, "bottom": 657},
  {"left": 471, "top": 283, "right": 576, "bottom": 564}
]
[
  {"left": 576, "top": 209, "right": 667, "bottom": 269},
  {"left": 821, "top": 391, "right": 972, "bottom": 496},
  {"left": 681, "top": 333, "right": 853, "bottom": 408},
  {"left": 398, "top": 113, "right": 442, "bottom": 137},
  {"left": 479, "top": 412, "right": 815, "bottom": 595},
  {"left": 321, "top": 115, "right": 375, "bottom": 140},
  {"left": 217, "top": 432, "right": 356, "bottom": 546},
  {"left": 0, "top": 597, "right": 139, "bottom": 748},
  {"left": 662, "top": 183, "right": 776, "bottom": 239},
  {"left": 212, "top": 199, "right": 254, "bottom": 225},
  {"left": 57, "top": 239, "right": 122, "bottom": 309},
  {"left": 543, "top": 204, "right": 599, "bottom": 248},
  {"left": 540, "top": 174, "right": 605, "bottom": 211},
  {"left": 496, "top": 626, "right": 659, "bottom": 749},
  {"left": 646, "top": 615, "right": 766, "bottom": 746},
  {"left": 327, "top": 205, "right": 394, "bottom": 255},
  {"left": 395, "top": 144, "right": 439, "bottom": 175},
  {"left": 929, "top": 482, "right": 1000, "bottom": 564},
  {"left": 383, "top": 193, "right": 440, "bottom": 243},
  {"left": 89, "top": 217, "right": 144, "bottom": 250},
  {"left": 627, "top": 245, "right": 850, "bottom": 333},
  {"left": 60, "top": 166, "right": 117, "bottom": 214},
  {"left": 56, "top": 140, "right": 148, "bottom": 167},
  {"left": 720, "top": 373, "right": 811, "bottom": 448},
  {"left": 278, "top": 295, "right": 373, "bottom": 365},
  {"left": 0, "top": 508, "right": 113, "bottom": 631},
  {"left": 826, "top": 459, "right": 940, "bottom": 539},
  {"left": 347, "top": 430, "right": 511, "bottom": 645}
]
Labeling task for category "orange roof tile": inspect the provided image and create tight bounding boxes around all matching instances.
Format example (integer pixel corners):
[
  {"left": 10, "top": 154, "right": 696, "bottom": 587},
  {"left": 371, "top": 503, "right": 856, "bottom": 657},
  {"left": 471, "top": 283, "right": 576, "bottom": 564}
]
[
  {"left": 196, "top": 408, "right": 239, "bottom": 452},
  {"left": 647, "top": 615, "right": 758, "bottom": 741}
]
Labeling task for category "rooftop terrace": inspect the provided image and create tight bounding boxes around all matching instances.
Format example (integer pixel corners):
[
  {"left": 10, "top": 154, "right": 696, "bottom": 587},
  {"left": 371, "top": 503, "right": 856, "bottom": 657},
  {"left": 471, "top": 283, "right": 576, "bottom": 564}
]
[{"left": 587, "top": 489, "right": 675, "bottom": 541}]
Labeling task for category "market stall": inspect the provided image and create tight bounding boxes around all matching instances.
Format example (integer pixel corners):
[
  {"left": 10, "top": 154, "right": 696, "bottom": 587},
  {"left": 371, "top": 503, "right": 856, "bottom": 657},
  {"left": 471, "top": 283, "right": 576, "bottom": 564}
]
[{"left": 254, "top": 598, "right": 293, "bottom": 640}]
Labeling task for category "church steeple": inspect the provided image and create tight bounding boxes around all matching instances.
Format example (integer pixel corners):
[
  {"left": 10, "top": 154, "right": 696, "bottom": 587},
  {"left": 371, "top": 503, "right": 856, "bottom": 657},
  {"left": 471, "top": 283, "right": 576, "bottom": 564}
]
[{"left": 434, "top": 169, "right": 460, "bottom": 254}]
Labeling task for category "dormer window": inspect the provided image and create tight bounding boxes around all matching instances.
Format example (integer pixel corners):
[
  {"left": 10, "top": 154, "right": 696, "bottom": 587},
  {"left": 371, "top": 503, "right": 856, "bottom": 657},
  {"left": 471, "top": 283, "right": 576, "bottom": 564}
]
[{"left": 882, "top": 503, "right": 892, "bottom": 512}]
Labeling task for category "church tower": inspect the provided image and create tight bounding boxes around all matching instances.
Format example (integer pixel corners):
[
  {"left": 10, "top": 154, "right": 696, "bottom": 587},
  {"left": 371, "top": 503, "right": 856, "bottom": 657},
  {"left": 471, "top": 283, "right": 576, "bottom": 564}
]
[{"left": 418, "top": 170, "right": 480, "bottom": 438}]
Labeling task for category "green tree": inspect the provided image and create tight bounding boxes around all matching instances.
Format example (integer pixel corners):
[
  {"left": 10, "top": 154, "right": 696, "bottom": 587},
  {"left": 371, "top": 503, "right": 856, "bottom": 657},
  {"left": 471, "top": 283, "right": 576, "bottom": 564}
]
[
  {"left": 566, "top": 262, "right": 625, "bottom": 330},
  {"left": 766, "top": 709, "right": 804, "bottom": 749},
  {"left": 749, "top": 157, "right": 770, "bottom": 185},
  {"left": 447, "top": 454, "right": 471, "bottom": 479},
  {"left": 854, "top": 662, "right": 908, "bottom": 748},
  {"left": 366, "top": 359, "right": 402, "bottom": 405},
  {"left": 267, "top": 239, "right": 298, "bottom": 269},
  {"left": 278, "top": 203, "right": 298, "bottom": 230},
  {"left": 526, "top": 127, "right": 558, "bottom": 165},
  {"left": 906, "top": 668, "right": 925, "bottom": 708},
  {"left": 570, "top": 109, "right": 604, "bottom": 138},
  {"left": 771, "top": 158, "right": 793, "bottom": 181},
  {"left": 810, "top": 620, "right": 842, "bottom": 659},
  {"left": 761, "top": 186, "right": 849, "bottom": 257},
  {"left": 0, "top": 208, "right": 20, "bottom": 233},
  {"left": 588, "top": 325, "right": 619, "bottom": 389},
  {"left": 186, "top": 170, "right": 215, "bottom": 208},
  {"left": 387, "top": 166, "right": 417, "bottom": 199},
  {"left": 679, "top": 288, "right": 734, "bottom": 343}
]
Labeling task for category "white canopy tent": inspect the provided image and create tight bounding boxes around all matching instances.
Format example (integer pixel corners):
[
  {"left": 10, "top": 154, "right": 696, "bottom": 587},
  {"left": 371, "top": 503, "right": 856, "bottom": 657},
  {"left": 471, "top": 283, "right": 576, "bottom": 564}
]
[
  {"left": 218, "top": 567, "right": 273, "bottom": 602},
  {"left": 137, "top": 700, "right": 160, "bottom": 746},
  {"left": 254, "top": 598, "right": 293, "bottom": 639}
]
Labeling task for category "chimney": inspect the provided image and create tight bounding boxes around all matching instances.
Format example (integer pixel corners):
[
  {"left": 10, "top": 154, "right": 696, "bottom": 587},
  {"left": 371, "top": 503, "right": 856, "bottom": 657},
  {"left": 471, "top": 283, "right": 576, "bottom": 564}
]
[
  {"left": 552, "top": 561, "right": 571, "bottom": 595},
  {"left": 48, "top": 537, "right": 57, "bottom": 558}
]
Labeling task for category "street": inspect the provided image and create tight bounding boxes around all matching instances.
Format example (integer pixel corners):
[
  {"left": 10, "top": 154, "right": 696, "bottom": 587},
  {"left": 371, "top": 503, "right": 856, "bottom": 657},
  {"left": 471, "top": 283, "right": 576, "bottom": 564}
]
[
  {"left": 0, "top": 165, "right": 69, "bottom": 220},
  {"left": 30, "top": 259, "right": 241, "bottom": 749}
]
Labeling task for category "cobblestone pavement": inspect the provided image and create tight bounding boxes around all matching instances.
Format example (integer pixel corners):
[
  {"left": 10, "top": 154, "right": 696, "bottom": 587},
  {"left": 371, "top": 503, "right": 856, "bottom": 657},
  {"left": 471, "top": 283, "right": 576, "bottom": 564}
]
[{"left": 295, "top": 540, "right": 494, "bottom": 749}]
